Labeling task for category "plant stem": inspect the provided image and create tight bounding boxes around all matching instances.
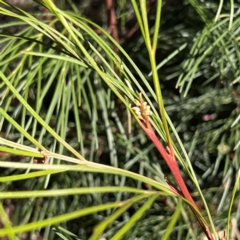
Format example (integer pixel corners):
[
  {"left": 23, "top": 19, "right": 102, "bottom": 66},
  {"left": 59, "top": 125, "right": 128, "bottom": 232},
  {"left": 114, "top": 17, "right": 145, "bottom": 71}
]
[{"left": 137, "top": 117, "right": 214, "bottom": 240}]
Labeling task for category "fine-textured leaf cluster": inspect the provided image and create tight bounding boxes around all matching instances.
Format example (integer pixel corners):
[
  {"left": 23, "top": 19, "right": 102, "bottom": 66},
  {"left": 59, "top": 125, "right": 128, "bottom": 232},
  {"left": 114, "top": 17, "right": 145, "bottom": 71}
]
[{"left": 0, "top": 0, "right": 239, "bottom": 239}]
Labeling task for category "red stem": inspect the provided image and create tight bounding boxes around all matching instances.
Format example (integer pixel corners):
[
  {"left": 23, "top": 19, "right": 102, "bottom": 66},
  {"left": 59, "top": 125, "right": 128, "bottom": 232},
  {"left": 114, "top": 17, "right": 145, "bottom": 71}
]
[
  {"left": 145, "top": 125, "right": 197, "bottom": 207},
  {"left": 138, "top": 120, "right": 214, "bottom": 240}
]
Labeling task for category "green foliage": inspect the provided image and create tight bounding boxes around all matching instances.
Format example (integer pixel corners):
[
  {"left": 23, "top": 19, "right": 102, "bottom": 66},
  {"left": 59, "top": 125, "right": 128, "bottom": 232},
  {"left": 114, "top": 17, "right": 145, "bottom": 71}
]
[{"left": 0, "top": 0, "right": 239, "bottom": 239}]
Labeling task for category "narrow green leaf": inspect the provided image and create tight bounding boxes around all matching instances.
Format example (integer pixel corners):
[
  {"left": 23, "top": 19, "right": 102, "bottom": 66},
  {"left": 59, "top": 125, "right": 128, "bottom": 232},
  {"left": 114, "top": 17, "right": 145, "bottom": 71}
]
[
  {"left": 0, "top": 187, "right": 154, "bottom": 199},
  {"left": 90, "top": 194, "right": 151, "bottom": 240},
  {"left": 0, "top": 146, "right": 43, "bottom": 158},
  {"left": 111, "top": 193, "right": 160, "bottom": 240},
  {"left": 161, "top": 198, "right": 182, "bottom": 240}
]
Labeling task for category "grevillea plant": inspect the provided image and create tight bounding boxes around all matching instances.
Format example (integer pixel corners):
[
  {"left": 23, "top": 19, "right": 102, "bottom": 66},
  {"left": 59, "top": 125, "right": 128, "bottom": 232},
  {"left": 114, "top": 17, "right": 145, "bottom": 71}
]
[{"left": 0, "top": 0, "right": 237, "bottom": 240}]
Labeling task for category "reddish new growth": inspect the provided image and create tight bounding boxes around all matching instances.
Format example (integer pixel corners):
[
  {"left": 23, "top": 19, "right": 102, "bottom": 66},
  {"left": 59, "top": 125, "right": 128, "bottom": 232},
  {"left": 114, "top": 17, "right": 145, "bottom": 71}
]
[{"left": 132, "top": 93, "right": 214, "bottom": 240}]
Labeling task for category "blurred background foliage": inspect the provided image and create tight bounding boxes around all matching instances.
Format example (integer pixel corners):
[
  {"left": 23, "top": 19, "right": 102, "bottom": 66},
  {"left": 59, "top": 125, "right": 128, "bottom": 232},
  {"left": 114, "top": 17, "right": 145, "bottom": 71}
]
[{"left": 0, "top": 0, "right": 240, "bottom": 239}]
